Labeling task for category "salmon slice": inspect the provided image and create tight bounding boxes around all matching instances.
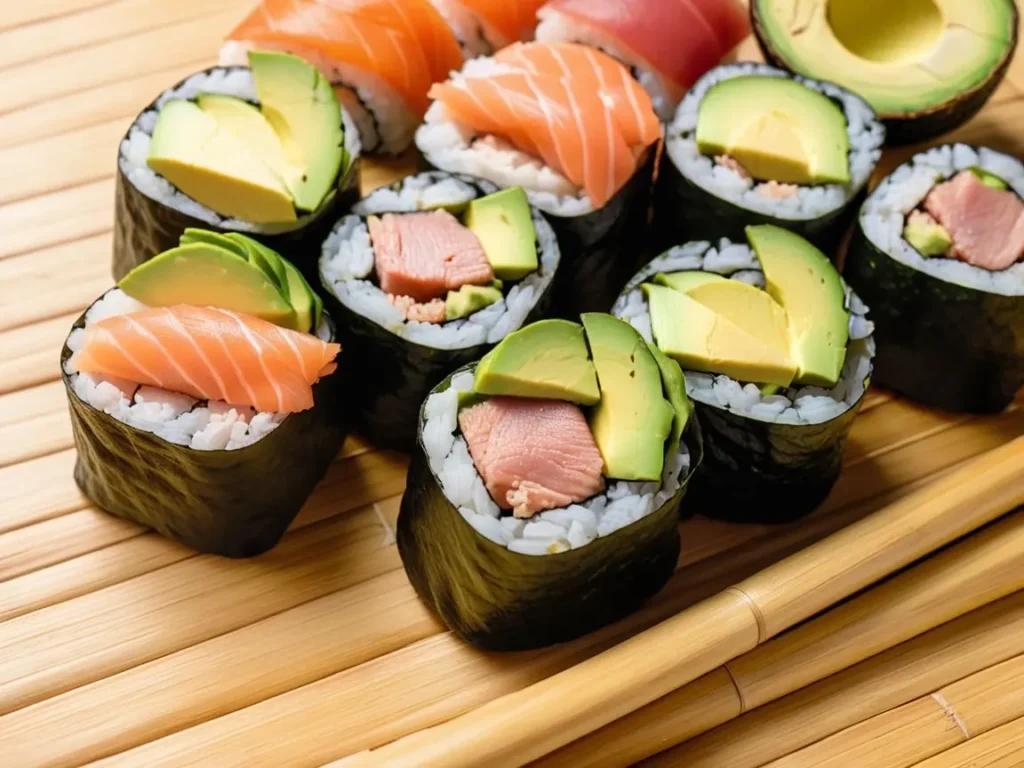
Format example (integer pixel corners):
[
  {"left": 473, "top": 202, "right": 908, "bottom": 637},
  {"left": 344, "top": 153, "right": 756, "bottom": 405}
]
[
  {"left": 924, "top": 171, "right": 1024, "bottom": 271},
  {"left": 454, "top": 0, "right": 548, "bottom": 48},
  {"left": 75, "top": 306, "right": 339, "bottom": 414},
  {"left": 459, "top": 397, "right": 605, "bottom": 519},
  {"left": 369, "top": 210, "right": 494, "bottom": 303}
]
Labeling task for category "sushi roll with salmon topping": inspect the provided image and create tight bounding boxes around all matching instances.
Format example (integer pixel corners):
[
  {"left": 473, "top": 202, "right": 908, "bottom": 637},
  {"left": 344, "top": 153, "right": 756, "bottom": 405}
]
[
  {"left": 114, "top": 51, "right": 361, "bottom": 283},
  {"left": 416, "top": 41, "right": 662, "bottom": 316},
  {"left": 398, "top": 316, "right": 702, "bottom": 650},
  {"left": 65, "top": 230, "right": 346, "bottom": 557},
  {"left": 656, "top": 63, "right": 885, "bottom": 254},
  {"left": 845, "top": 143, "right": 1024, "bottom": 413},
  {"left": 613, "top": 225, "right": 874, "bottom": 523},
  {"left": 320, "top": 172, "right": 560, "bottom": 451},
  {"left": 429, "top": 0, "right": 548, "bottom": 56}
]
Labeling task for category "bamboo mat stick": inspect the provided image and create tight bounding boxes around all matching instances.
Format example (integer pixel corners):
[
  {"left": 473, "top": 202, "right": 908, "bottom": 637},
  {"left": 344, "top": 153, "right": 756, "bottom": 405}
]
[
  {"left": 913, "top": 714, "right": 1024, "bottom": 768},
  {"left": 337, "top": 437, "right": 1024, "bottom": 768},
  {"left": 545, "top": 513, "right": 1024, "bottom": 768}
]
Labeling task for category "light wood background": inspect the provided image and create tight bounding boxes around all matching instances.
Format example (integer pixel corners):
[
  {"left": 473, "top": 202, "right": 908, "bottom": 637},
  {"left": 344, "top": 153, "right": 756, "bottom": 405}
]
[{"left": 1, "top": 1, "right": 1022, "bottom": 766}]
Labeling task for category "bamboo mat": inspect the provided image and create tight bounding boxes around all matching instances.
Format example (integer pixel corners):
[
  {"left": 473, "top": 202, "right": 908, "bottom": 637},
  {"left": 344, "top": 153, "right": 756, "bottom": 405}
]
[{"left": 1, "top": 2, "right": 1022, "bottom": 766}]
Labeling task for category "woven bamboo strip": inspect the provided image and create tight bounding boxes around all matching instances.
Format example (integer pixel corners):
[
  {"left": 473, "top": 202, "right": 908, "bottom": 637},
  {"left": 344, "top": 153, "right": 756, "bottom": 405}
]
[
  {"left": 0, "top": 179, "right": 113, "bottom": 260},
  {"left": 0, "top": 409, "right": 73, "bottom": 468},
  {"left": 0, "top": 0, "right": 111, "bottom": 32},
  {"left": 0, "top": 381, "right": 72, "bottom": 427},
  {"left": 914, "top": 715, "right": 1024, "bottom": 768},
  {"left": 0, "top": 450, "right": 84, "bottom": 534}
]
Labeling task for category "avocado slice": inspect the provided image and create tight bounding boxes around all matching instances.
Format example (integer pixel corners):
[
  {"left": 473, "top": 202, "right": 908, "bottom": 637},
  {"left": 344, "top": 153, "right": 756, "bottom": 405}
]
[
  {"left": 904, "top": 213, "right": 952, "bottom": 257},
  {"left": 746, "top": 225, "right": 850, "bottom": 387},
  {"left": 644, "top": 283, "right": 797, "bottom": 387},
  {"left": 968, "top": 166, "right": 1010, "bottom": 191},
  {"left": 247, "top": 50, "right": 344, "bottom": 213},
  {"left": 179, "top": 228, "right": 249, "bottom": 259},
  {"left": 582, "top": 314, "right": 675, "bottom": 482},
  {"left": 697, "top": 76, "right": 850, "bottom": 185},
  {"left": 653, "top": 271, "right": 727, "bottom": 293},
  {"left": 117, "top": 242, "right": 297, "bottom": 328},
  {"left": 224, "top": 232, "right": 289, "bottom": 289},
  {"left": 646, "top": 343, "right": 692, "bottom": 462},
  {"left": 751, "top": 0, "right": 1017, "bottom": 141},
  {"left": 281, "top": 259, "right": 321, "bottom": 332},
  {"left": 473, "top": 319, "right": 600, "bottom": 405},
  {"left": 147, "top": 100, "right": 297, "bottom": 224},
  {"left": 445, "top": 285, "right": 503, "bottom": 321},
  {"left": 685, "top": 280, "right": 792, "bottom": 363},
  {"left": 463, "top": 188, "right": 539, "bottom": 280}
]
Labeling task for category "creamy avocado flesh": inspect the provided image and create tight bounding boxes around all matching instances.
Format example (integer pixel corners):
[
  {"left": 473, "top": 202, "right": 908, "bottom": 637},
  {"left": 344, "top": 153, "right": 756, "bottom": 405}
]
[
  {"left": 697, "top": 76, "right": 850, "bottom": 185},
  {"left": 464, "top": 188, "right": 539, "bottom": 280},
  {"left": 753, "top": 0, "right": 1017, "bottom": 116},
  {"left": 654, "top": 271, "right": 726, "bottom": 293}
]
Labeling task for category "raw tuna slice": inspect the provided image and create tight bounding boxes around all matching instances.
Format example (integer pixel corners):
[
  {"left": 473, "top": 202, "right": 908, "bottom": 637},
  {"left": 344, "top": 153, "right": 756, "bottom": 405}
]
[
  {"left": 924, "top": 171, "right": 1024, "bottom": 271},
  {"left": 369, "top": 210, "right": 494, "bottom": 302},
  {"left": 459, "top": 397, "right": 605, "bottom": 518}
]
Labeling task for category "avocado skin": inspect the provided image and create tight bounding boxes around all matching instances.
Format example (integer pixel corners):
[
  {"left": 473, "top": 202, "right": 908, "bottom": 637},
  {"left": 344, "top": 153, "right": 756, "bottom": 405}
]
[
  {"left": 845, "top": 223, "right": 1024, "bottom": 414},
  {"left": 62, "top": 306, "right": 348, "bottom": 558},
  {"left": 751, "top": 2, "right": 1019, "bottom": 145},
  {"left": 396, "top": 364, "right": 703, "bottom": 651},
  {"left": 113, "top": 67, "right": 360, "bottom": 285}
]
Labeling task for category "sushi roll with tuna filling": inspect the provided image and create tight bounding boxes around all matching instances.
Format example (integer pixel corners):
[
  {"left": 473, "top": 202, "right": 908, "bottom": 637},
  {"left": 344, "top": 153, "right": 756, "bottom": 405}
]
[
  {"left": 416, "top": 41, "right": 661, "bottom": 316},
  {"left": 65, "top": 231, "right": 346, "bottom": 557},
  {"left": 115, "top": 51, "right": 361, "bottom": 282},
  {"left": 846, "top": 143, "right": 1024, "bottom": 413},
  {"left": 657, "top": 63, "right": 884, "bottom": 254},
  {"left": 320, "top": 172, "right": 560, "bottom": 451},
  {"left": 614, "top": 225, "right": 875, "bottom": 523},
  {"left": 399, "top": 316, "right": 701, "bottom": 650}
]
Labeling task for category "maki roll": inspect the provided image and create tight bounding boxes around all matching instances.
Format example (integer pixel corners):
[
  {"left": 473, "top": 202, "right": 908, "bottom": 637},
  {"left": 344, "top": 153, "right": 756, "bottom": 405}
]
[
  {"left": 428, "top": 0, "right": 547, "bottom": 56},
  {"left": 656, "top": 63, "right": 884, "bottom": 254},
  {"left": 65, "top": 231, "right": 345, "bottom": 557},
  {"left": 613, "top": 225, "right": 874, "bottom": 523},
  {"left": 398, "top": 315, "right": 701, "bottom": 650},
  {"left": 114, "top": 50, "right": 361, "bottom": 282},
  {"left": 846, "top": 143, "right": 1024, "bottom": 413},
  {"left": 320, "top": 172, "right": 559, "bottom": 451},
  {"left": 416, "top": 41, "right": 661, "bottom": 316}
]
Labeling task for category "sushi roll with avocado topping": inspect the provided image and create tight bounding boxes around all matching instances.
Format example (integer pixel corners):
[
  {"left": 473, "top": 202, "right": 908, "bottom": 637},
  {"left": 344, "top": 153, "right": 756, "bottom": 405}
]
[
  {"left": 320, "top": 172, "right": 560, "bottom": 451},
  {"left": 752, "top": 0, "right": 1019, "bottom": 144},
  {"left": 416, "top": 41, "right": 661, "bottom": 316},
  {"left": 64, "top": 230, "right": 346, "bottom": 557},
  {"left": 846, "top": 143, "right": 1024, "bottom": 414},
  {"left": 614, "top": 225, "right": 875, "bottom": 523},
  {"left": 114, "top": 50, "right": 361, "bottom": 282},
  {"left": 656, "top": 63, "right": 884, "bottom": 254},
  {"left": 398, "top": 316, "right": 702, "bottom": 650}
]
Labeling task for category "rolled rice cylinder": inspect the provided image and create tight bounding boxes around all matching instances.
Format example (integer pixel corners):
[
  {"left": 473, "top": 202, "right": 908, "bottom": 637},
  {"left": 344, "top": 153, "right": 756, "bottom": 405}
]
[
  {"left": 656, "top": 63, "right": 885, "bottom": 255},
  {"left": 846, "top": 143, "right": 1024, "bottom": 413},
  {"left": 319, "top": 172, "right": 560, "bottom": 451},
  {"left": 613, "top": 239, "right": 875, "bottom": 523},
  {"left": 114, "top": 66, "right": 362, "bottom": 282},
  {"left": 398, "top": 364, "right": 702, "bottom": 651},
  {"left": 62, "top": 290, "right": 347, "bottom": 558}
]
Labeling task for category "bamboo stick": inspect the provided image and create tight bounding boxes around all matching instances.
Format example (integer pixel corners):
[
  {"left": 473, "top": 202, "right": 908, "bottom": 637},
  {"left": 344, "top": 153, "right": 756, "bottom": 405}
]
[
  {"left": 0, "top": 450, "right": 83, "bottom": 533},
  {"left": 337, "top": 437, "right": 1024, "bottom": 767},
  {"left": 0, "top": 380, "right": 65, "bottom": 428},
  {"left": 0, "top": 179, "right": 113, "bottom": 260},
  {"left": 913, "top": 715, "right": 1024, "bottom": 767},
  {"left": 0, "top": 409, "right": 73, "bottom": 468}
]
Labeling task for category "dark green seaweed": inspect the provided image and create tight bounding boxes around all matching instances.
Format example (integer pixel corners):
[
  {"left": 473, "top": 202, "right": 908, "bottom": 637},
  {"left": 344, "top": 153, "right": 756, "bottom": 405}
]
[
  {"left": 397, "top": 365, "right": 703, "bottom": 651},
  {"left": 845, "top": 225, "right": 1024, "bottom": 414},
  {"left": 62, "top": 302, "right": 348, "bottom": 558},
  {"left": 112, "top": 67, "right": 360, "bottom": 284}
]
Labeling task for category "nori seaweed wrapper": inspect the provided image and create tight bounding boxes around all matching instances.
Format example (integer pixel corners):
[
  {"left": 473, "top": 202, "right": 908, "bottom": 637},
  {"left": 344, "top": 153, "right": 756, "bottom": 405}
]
[
  {"left": 112, "top": 66, "right": 361, "bottom": 284},
  {"left": 397, "top": 365, "right": 703, "bottom": 651},
  {"left": 62, "top": 302, "right": 348, "bottom": 558}
]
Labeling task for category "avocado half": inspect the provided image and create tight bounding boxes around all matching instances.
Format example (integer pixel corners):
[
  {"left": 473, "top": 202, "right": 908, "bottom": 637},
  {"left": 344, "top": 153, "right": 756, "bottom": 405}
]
[{"left": 751, "top": 0, "right": 1019, "bottom": 144}]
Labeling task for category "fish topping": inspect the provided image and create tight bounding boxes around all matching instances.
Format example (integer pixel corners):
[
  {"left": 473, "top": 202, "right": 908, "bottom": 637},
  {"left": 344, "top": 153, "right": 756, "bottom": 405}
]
[{"left": 387, "top": 294, "right": 447, "bottom": 324}]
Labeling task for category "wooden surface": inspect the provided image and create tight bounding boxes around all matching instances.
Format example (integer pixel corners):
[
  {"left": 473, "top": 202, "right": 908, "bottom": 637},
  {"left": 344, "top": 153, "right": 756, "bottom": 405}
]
[{"left": 0, "top": 2, "right": 1022, "bottom": 766}]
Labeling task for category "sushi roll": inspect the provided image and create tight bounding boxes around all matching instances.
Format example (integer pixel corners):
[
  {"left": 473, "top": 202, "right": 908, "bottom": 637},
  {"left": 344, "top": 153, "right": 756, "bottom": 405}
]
[
  {"left": 416, "top": 41, "right": 661, "bottom": 317},
  {"left": 114, "top": 50, "right": 361, "bottom": 283},
  {"left": 535, "top": 0, "right": 750, "bottom": 120},
  {"left": 846, "top": 143, "right": 1024, "bottom": 414},
  {"left": 429, "top": 0, "right": 548, "bottom": 56},
  {"left": 220, "top": 0, "right": 464, "bottom": 155},
  {"left": 613, "top": 225, "right": 875, "bottom": 523},
  {"left": 656, "top": 63, "right": 885, "bottom": 254},
  {"left": 398, "top": 315, "right": 702, "bottom": 650},
  {"left": 65, "top": 231, "right": 346, "bottom": 557},
  {"left": 319, "top": 172, "right": 560, "bottom": 451}
]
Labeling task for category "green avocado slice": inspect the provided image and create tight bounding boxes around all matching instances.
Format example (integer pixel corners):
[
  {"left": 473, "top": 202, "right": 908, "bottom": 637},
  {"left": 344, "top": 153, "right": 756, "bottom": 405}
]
[
  {"left": 179, "top": 228, "right": 249, "bottom": 259},
  {"left": 654, "top": 271, "right": 727, "bottom": 293},
  {"left": 646, "top": 343, "right": 692, "bottom": 462},
  {"left": 224, "top": 233, "right": 288, "bottom": 289},
  {"left": 463, "top": 188, "right": 539, "bottom": 280},
  {"left": 445, "top": 285, "right": 502, "bottom": 321}
]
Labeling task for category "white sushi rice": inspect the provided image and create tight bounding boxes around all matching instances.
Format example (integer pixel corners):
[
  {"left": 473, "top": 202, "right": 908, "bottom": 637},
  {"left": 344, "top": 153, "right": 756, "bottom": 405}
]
[
  {"left": 63, "top": 290, "right": 332, "bottom": 451},
  {"left": 119, "top": 66, "right": 363, "bottom": 231},
  {"left": 612, "top": 239, "right": 876, "bottom": 426},
  {"left": 860, "top": 143, "right": 1024, "bottom": 296},
  {"left": 665, "top": 63, "right": 885, "bottom": 222},
  {"left": 421, "top": 371, "right": 692, "bottom": 554},
  {"left": 320, "top": 172, "right": 560, "bottom": 350}
]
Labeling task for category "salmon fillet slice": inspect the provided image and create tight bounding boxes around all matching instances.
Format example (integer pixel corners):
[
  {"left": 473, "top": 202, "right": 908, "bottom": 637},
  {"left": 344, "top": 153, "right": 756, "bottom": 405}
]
[
  {"left": 75, "top": 306, "right": 339, "bottom": 414},
  {"left": 451, "top": 0, "right": 548, "bottom": 49},
  {"left": 459, "top": 397, "right": 605, "bottom": 519}
]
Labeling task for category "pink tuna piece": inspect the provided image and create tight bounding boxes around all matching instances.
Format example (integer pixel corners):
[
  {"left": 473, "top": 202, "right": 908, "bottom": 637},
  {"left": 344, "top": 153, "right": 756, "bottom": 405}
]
[
  {"left": 715, "top": 155, "right": 750, "bottom": 180},
  {"left": 756, "top": 181, "right": 800, "bottom": 199},
  {"left": 924, "top": 171, "right": 1024, "bottom": 271},
  {"left": 387, "top": 295, "right": 447, "bottom": 324},
  {"left": 458, "top": 397, "right": 605, "bottom": 519}
]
